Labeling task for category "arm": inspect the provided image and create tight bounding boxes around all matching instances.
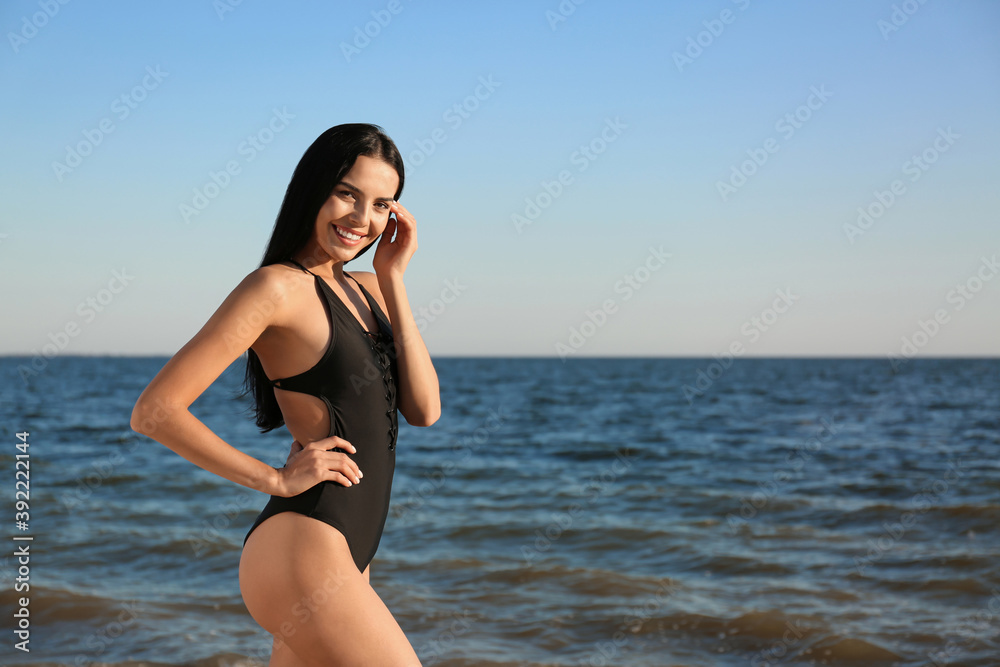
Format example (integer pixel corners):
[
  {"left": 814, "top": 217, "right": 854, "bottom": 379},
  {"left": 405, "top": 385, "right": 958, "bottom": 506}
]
[
  {"left": 353, "top": 269, "right": 440, "bottom": 427},
  {"left": 364, "top": 200, "right": 441, "bottom": 427},
  {"left": 130, "top": 267, "right": 288, "bottom": 494}
]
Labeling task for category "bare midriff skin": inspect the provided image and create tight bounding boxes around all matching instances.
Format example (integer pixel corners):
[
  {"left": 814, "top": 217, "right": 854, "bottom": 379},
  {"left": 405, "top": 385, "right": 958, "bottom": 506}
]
[{"left": 132, "top": 155, "right": 439, "bottom": 666}]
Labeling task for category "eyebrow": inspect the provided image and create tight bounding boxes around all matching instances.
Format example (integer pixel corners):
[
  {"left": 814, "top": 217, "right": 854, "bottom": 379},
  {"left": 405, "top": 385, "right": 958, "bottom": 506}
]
[{"left": 338, "top": 180, "right": 394, "bottom": 203}]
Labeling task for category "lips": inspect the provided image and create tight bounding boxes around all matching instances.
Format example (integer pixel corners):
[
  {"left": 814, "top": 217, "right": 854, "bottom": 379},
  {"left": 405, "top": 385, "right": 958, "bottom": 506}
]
[{"left": 332, "top": 224, "right": 365, "bottom": 245}]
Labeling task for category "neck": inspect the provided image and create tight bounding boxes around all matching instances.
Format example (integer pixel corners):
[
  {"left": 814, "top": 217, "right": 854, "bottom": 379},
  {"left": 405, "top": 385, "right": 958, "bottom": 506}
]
[{"left": 293, "top": 250, "right": 346, "bottom": 281}]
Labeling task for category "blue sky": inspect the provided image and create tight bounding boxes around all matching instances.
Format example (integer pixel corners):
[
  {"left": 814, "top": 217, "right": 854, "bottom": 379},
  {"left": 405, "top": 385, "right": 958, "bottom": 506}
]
[{"left": 2, "top": 0, "right": 998, "bottom": 358}]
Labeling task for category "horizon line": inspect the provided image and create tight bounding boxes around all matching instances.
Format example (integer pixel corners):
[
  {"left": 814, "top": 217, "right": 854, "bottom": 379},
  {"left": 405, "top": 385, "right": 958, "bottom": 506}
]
[{"left": 1, "top": 354, "right": 998, "bottom": 360}]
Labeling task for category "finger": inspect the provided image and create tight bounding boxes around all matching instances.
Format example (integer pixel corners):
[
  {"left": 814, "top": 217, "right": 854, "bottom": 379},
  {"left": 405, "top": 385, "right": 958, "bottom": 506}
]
[
  {"left": 324, "top": 436, "right": 357, "bottom": 453},
  {"left": 379, "top": 217, "right": 397, "bottom": 244},
  {"left": 301, "top": 440, "right": 331, "bottom": 452},
  {"left": 330, "top": 467, "right": 357, "bottom": 486},
  {"left": 390, "top": 202, "right": 415, "bottom": 227},
  {"left": 327, "top": 456, "right": 362, "bottom": 484},
  {"left": 305, "top": 436, "right": 354, "bottom": 453},
  {"left": 314, "top": 448, "right": 362, "bottom": 480},
  {"left": 394, "top": 214, "right": 414, "bottom": 237},
  {"left": 400, "top": 219, "right": 416, "bottom": 244},
  {"left": 383, "top": 214, "right": 414, "bottom": 249},
  {"left": 334, "top": 453, "right": 362, "bottom": 480},
  {"left": 330, "top": 471, "right": 356, "bottom": 487},
  {"left": 294, "top": 452, "right": 358, "bottom": 485}
]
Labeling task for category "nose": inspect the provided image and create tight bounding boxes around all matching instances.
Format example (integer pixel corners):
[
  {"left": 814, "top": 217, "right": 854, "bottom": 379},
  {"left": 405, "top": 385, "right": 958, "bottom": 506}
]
[{"left": 348, "top": 200, "right": 370, "bottom": 229}]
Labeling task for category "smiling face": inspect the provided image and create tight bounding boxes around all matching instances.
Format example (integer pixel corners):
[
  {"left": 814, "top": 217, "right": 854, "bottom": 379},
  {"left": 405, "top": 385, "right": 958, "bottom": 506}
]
[{"left": 312, "top": 154, "right": 400, "bottom": 263}]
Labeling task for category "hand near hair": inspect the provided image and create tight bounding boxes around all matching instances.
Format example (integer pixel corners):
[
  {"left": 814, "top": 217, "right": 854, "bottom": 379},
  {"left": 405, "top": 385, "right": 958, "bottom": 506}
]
[{"left": 372, "top": 201, "right": 417, "bottom": 279}]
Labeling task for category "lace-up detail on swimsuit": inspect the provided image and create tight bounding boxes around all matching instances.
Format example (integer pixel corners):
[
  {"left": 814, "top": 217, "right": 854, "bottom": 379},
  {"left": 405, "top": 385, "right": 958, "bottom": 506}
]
[
  {"left": 244, "top": 258, "right": 399, "bottom": 573},
  {"left": 365, "top": 328, "right": 398, "bottom": 449},
  {"left": 267, "top": 258, "right": 398, "bottom": 451}
]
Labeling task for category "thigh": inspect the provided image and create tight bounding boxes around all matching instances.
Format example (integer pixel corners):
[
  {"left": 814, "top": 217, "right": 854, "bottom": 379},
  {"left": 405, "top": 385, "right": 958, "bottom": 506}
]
[
  {"left": 269, "top": 633, "right": 310, "bottom": 667},
  {"left": 240, "top": 512, "right": 422, "bottom": 666}
]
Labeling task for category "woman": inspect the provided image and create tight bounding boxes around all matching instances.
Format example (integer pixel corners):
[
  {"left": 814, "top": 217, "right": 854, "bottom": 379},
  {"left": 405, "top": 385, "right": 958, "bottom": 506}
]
[{"left": 130, "top": 124, "right": 439, "bottom": 665}]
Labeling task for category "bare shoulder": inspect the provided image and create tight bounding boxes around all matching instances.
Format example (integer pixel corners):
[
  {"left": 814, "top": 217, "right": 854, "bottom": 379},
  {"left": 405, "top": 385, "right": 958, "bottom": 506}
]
[
  {"left": 249, "top": 261, "right": 310, "bottom": 323},
  {"left": 132, "top": 262, "right": 298, "bottom": 416},
  {"left": 347, "top": 271, "right": 389, "bottom": 318},
  {"left": 254, "top": 260, "right": 303, "bottom": 284}
]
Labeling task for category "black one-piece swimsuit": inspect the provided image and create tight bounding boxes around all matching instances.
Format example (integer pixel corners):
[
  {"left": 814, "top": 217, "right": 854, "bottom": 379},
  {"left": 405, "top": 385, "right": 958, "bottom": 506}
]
[{"left": 243, "top": 258, "right": 399, "bottom": 573}]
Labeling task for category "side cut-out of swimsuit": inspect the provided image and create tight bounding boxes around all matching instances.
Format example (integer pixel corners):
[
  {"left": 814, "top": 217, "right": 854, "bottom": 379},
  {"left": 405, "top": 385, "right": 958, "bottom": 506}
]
[{"left": 243, "top": 259, "right": 399, "bottom": 573}]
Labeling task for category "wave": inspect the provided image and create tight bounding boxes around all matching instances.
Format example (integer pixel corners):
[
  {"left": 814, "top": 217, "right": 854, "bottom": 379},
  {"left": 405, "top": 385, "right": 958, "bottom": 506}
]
[
  {"left": 10, "top": 657, "right": 560, "bottom": 667},
  {"left": 613, "top": 609, "right": 904, "bottom": 661},
  {"left": 877, "top": 576, "right": 994, "bottom": 597},
  {"left": 477, "top": 562, "right": 678, "bottom": 595},
  {"left": 4, "top": 584, "right": 137, "bottom": 623}
]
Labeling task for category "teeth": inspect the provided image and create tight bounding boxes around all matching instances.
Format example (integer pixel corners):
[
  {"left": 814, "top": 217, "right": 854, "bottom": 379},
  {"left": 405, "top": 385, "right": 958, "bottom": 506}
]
[{"left": 335, "top": 226, "right": 362, "bottom": 241}]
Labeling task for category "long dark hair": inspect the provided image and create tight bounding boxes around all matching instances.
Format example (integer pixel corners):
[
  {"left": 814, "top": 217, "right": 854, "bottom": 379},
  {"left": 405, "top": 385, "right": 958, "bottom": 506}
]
[{"left": 241, "top": 123, "right": 405, "bottom": 433}]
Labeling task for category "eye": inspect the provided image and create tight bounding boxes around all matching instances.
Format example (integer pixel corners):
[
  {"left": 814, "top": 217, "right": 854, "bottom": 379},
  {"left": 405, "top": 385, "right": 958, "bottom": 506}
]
[
  {"left": 337, "top": 190, "right": 355, "bottom": 199},
  {"left": 375, "top": 202, "right": 390, "bottom": 211}
]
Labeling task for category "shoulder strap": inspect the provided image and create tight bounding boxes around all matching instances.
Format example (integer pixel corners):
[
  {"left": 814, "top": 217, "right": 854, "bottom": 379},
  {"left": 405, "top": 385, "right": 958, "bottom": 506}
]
[
  {"left": 344, "top": 272, "right": 392, "bottom": 333},
  {"left": 288, "top": 258, "right": 315, "bottom": 276}
]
